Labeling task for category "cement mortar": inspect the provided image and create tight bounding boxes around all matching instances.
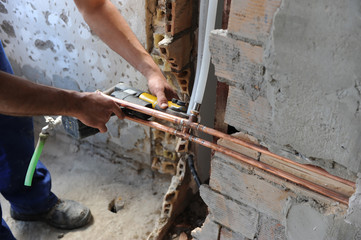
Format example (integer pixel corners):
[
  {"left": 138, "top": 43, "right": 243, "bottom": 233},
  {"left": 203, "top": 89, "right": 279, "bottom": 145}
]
[
  {"left": 346, "top": 175, "right": 361, "bottom": 227},
  {"left": 286, "top": 203, "right": 359, "bottom": 240},
  {"left": 263, "top": 0, "right": 361, "bottom": 171}
]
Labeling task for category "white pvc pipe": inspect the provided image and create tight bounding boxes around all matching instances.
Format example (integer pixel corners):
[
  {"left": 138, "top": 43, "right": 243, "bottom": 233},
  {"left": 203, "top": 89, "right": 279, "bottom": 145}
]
[
  {"left": 187, "top": 0, "right": 218, "bottom": 114},
  {"left": 187, "top": 0, "right": 209, "bottom": 114}
]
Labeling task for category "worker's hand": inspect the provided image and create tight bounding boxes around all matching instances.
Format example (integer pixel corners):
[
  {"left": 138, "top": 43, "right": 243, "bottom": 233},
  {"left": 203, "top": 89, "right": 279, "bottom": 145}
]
[
  {"left": 148, "top": 76, "right": 178, "bottom": 109},
  {"left": 73, "top": 91, "right": 124, "bottom": 133}
]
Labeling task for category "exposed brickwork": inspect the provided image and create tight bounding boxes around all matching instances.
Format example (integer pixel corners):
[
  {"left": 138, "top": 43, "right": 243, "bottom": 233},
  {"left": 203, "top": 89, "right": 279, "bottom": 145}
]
[
  {"left": 210, "top": 30, "right": 265, "bottom": 99},
  {"left": 172, "top": 68, "right": 191, "bottom": 94},
  {"left": 224, "top": 86, "right": 273, "bottom": 138},
  {"left": 227, "top": 0, "right": 282, "bottom": 42},
  {"left": 150, "top": 0, "right": 196, "bottom": 99},
  {"left": 192, "top": 215, "right": 221, "bottom": 240},
  {"left": 198, "top": 0, "right": 361, "bottom": 239},
  {"left": 150, "top": 127, "right": 179, "bottom": 175},
  {"left": 200, "top": 185, "right": 259, "bottom": 239},
  {"left": 166, "top": 0, "right": 193, "bottom": 36},
  {"left": 159, "top": 33, "right": 193, "bottom": 72},
  {"left": 146, "top": 1, "right": 197, "bottom": 239},
  {"left": 147, "top": 0, "right": 196, "bottom": 182},
  {"left": 194, "top": 134, "right": 350, "bottom": 238}
]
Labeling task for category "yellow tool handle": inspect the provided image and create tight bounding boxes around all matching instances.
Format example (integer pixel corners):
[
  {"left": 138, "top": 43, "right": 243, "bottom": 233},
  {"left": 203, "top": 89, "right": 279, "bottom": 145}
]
[
  {"left": 139, "top": 92, "right": 185, "bottom": 111},
  {"left": 139, "top": 93, "right": 158, "bottom": 108}
]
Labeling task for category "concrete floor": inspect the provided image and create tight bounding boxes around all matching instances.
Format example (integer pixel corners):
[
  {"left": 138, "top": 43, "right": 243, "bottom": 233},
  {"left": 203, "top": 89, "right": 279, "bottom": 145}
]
[{"left": 1, "top": 129, "right": 171, "bottom": 240}]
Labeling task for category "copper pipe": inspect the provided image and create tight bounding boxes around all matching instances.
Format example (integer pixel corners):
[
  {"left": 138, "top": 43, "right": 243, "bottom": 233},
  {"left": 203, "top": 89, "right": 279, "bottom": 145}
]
[
  {"left": 192, "top": 126, "right": 356, "bottom": 188},
  {"left": 125, "top": 115, "right": 349, "bottom": 205},
  {"left": 103, "top": 94, "right": 355, "bottom": 189}
]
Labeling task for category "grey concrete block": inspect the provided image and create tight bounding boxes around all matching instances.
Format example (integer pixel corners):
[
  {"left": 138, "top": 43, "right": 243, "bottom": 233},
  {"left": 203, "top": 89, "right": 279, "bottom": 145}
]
[
  {"left": 220, "top": 227, "right": 246, "bottom": 240},
  {"left": 209, "top": 154, "right": 289, "bottom": 222},
  {"left": 209, "top": 151, "right": 349, "bottom": 223},
  {"left": 200, "top": 185, "right": 259, "bottom": 239},
  {"left": 191, "top": 215, "right": 220, "bottom": 240},
  {"left": 210, "top": 30, "right": 265, "bottom": 100},
  {"left": 225, "top": 86, "right": 273, "bottom": 141}
]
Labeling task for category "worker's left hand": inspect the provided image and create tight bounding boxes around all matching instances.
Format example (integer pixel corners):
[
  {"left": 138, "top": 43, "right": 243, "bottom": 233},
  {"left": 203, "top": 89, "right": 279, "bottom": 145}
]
[
  {"left": 148, "top": 76, "right": 178, "bottom": 109},
  {"left": 72, "top": 91, "right": 124, "bottom": 133}
]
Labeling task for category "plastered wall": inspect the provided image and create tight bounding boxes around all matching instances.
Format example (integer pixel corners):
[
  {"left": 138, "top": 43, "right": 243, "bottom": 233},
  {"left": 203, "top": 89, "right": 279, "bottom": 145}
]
[
  {"left": 0, "top": 0, "right": 153, "bottom": 166},
  {"left": 264, "top": 0, "right": 361, "bottom": 173}
]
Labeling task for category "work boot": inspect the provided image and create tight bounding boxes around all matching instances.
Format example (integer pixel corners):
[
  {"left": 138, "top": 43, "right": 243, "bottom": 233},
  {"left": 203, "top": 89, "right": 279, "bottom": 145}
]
[{"left": 10, "top": 199, "right": 91, "bottom": 230}]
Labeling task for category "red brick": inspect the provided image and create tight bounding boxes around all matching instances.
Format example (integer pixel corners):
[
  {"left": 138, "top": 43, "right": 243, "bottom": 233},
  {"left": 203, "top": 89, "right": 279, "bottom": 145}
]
[{"left": 228, "top": 0, "right": 282, "bottom": 42}]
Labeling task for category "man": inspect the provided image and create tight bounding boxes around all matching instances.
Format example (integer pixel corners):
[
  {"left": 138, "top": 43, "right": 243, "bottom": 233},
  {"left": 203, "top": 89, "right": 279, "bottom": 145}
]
[{"left": 0, "top": 0, "right": 177, "bottom": 239}]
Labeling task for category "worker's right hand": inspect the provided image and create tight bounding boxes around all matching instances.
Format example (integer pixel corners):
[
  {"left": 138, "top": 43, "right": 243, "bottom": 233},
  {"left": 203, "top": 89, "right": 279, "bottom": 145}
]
[
  {"left": 148, "top": 76, "right": 179, "bottom": 109},
  {"left": 72, "top": 91, "right": 124, "bottom": 133}
]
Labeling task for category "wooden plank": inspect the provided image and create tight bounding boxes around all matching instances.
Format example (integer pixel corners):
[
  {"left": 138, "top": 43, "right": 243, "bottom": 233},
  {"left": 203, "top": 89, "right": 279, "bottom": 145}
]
[{"left": 228, "top": 0, "right": 282, "bottom": 42}]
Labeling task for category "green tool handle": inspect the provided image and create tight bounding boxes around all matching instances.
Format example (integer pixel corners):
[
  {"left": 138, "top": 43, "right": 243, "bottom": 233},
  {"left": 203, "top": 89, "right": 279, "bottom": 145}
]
[{"left": 24, "top": 133, "right": 48, "bottom": 186}]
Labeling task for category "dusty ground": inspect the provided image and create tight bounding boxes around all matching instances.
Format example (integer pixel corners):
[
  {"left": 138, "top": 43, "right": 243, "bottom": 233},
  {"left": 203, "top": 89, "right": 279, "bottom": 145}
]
[{"left": 1, "top": 128, "right": 172, "bottom": 240}]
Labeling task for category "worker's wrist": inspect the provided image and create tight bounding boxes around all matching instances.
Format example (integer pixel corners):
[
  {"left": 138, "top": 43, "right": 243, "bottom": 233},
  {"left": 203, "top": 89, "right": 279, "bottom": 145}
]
[
  {"left": 136, "top": 54, "right": 163, "bottom": 80},
  {"left": 61, "top": 90, "right": 84, "bottom": 118}
]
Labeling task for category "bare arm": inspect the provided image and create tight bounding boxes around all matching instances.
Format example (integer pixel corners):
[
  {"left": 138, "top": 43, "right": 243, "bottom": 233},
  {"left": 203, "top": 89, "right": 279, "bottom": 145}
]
[
  {"left": 0, "top": 71, "right": 123, "bottom": 132},
  {"left": 74, "top": 0, "right": 178, "bottom": 108}
]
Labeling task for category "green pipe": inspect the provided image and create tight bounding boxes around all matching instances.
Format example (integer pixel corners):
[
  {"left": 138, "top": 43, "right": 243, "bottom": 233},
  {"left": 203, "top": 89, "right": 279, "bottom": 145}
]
[{"left": 24, "top": 133, "right": 48, "bottom": 186}]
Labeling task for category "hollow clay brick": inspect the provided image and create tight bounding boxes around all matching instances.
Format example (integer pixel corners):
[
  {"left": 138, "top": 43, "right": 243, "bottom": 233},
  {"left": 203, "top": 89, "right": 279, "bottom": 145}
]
[
  {"left": 173, "top": 68, "right": 191, "bottom": 94},
  {"left": 166, "top": 0, "right": 193, "bottom": 36},
  {"left": 159, "top": 33, "right": 192, "bottom": 71}
]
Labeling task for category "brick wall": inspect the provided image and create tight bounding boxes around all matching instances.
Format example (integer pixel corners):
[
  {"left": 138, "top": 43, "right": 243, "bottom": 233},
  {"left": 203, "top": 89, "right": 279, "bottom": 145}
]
[
  {"left": 192, "top": 0, "right": 361, "bottom": 239},
  {"left": 193, "top": 133, "right": 355, "bottom": 239}
]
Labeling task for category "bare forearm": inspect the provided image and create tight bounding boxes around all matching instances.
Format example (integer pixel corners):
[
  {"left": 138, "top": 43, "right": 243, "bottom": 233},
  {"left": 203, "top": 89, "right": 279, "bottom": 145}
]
[
  {"left": 74, "top": 0, "right": 160, "bottom": 79},
  {"left": 74, "top": 0, "right": 178, "bottom": 107},
  {"left": 0, "top": 71, "right": 124, "bottom": 132},
  {"left": 0, "top": 71, "right": 78, "bottom": 117}
]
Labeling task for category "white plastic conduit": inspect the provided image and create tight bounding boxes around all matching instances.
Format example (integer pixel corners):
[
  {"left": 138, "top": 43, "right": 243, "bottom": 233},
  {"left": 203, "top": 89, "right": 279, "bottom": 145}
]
[
  {"left": 187, "top": 0, "right": 219, "bottom": 114},
  {"left": 187, "top": 0, "right": 209, "bottom": 114}
]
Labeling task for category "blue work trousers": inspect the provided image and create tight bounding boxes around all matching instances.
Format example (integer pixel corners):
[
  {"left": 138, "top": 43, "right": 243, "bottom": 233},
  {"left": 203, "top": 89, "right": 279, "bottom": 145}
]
[{"left": 0, "top": 41, "right": 58, "bottom": 239}]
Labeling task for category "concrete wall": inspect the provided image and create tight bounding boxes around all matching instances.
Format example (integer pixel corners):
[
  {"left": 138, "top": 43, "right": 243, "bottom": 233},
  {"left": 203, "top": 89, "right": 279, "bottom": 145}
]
[
  {"left": 0, "top": 0, "right": 152, "bottom": 167},
  {"left": 193, "top": 0, "right": 361, "bottom": 239},
  {"left": 211, "top": 0, "right": 361, "bottom": 176},
  {"left": 264, "top": 0, "right": 361, "bottom": 172}
]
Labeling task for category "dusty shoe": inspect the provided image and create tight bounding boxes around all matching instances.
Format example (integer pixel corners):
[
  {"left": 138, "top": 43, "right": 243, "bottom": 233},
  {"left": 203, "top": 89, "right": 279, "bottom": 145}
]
[{"left": 10, "top": 199, "right": 91, "bottom": 230}]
